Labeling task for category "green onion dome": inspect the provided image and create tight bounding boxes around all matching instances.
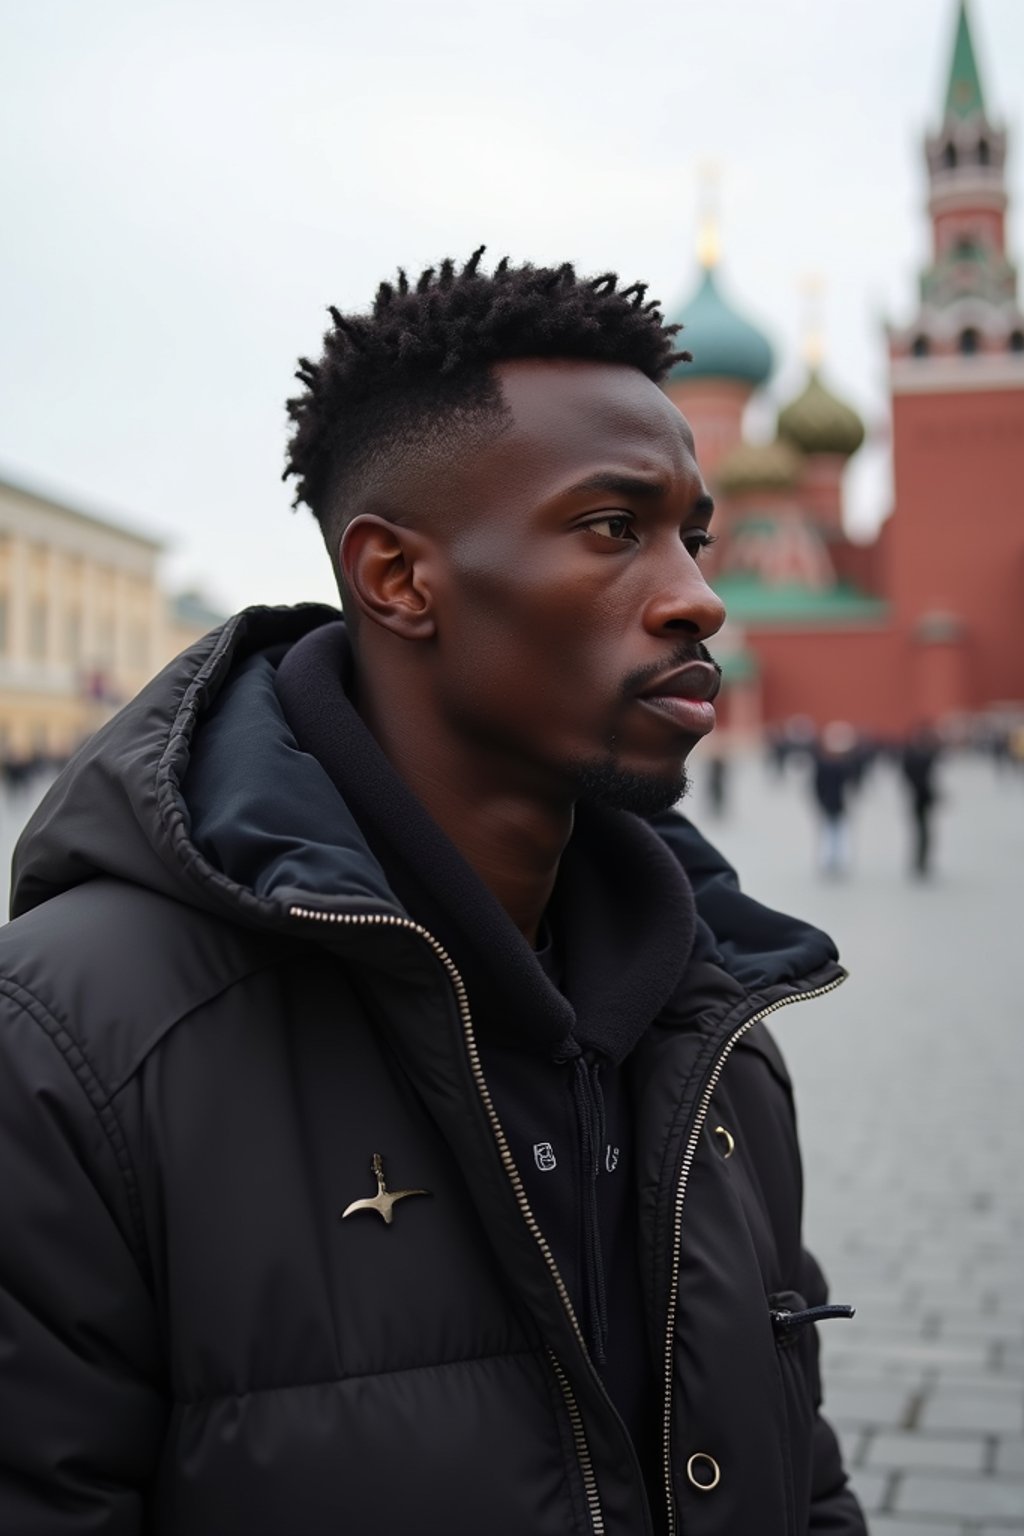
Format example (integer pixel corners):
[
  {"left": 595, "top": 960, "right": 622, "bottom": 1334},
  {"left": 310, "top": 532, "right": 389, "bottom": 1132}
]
[
  {"left": 715, "top": 437, "right": 804, "bottom": 496},
  {"left": 777, "top": 371, "right": 865, "bottom": 458},
  {"left": 667, "top": 265, "right": 774, "bottom": 387}
]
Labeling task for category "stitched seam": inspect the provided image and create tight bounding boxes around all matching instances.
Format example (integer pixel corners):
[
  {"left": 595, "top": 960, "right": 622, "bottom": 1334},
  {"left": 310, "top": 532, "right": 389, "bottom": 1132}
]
[
  {"left": 176, "top": 1344, "right": 545, "bottom": 1409},
  {"left": 0, "top": 977, "right": 152, "bottom": 1281},
  {"left": 105, "top": 953, "right": 298, "bottom": 1098},
  {"left": 153, "top": 619, "right": 252, "bottom": 907},
  {"left": 0, "top": 939, "right": 291, "bottom": 1099}
]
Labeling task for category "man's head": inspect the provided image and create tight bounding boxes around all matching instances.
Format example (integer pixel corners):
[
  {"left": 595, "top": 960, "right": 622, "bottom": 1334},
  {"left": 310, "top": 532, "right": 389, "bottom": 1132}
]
[{"left": 284, "top": 251, "right": 726, "bottom": 816}]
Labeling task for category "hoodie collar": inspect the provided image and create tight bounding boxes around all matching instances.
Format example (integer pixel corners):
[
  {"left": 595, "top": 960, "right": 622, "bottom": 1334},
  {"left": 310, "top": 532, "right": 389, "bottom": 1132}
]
[{"left": 273, "top": 622, "right": 697, "bottom": 1062}]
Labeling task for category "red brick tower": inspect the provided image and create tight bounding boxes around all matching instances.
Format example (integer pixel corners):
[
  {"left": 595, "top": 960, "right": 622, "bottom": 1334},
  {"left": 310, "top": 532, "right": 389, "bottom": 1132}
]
[{"left": 886, "top": 0, "right": 1024, "bottom": 720}]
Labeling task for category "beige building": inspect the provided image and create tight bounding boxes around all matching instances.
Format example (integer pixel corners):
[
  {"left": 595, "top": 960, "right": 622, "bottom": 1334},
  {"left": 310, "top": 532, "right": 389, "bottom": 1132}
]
[{"left": 0, "top": 473, "right": 222, "bottom": 759}]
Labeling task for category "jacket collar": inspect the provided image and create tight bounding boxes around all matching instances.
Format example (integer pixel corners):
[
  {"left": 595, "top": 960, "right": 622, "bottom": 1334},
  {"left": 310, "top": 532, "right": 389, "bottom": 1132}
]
[{"left": 12, "top": 604, "right": 842, "bottom": 1002}]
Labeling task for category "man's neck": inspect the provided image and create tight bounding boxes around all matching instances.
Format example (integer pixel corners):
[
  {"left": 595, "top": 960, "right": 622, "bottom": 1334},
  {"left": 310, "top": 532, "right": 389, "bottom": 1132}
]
[{"left": 357, "top": 686, "right": 572, "bottom": 946}]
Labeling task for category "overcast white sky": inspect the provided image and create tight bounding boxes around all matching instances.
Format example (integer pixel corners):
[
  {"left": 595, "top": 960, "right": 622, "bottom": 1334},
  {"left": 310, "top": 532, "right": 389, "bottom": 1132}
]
[{"left": 2, "top": 0, "right": 1022, "bottom": 613}]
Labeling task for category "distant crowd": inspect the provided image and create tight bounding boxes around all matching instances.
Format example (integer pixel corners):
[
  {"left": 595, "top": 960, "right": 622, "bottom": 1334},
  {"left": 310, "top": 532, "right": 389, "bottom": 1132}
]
[
  {"left": 763, "top": 715, "right": 1024, "bottom": 781},
  {"left": 0, "top": 752, "right": 69, "bottom": 793},
  {"left": 701, "top": 713, "right": 1024, "bottom": 881}
]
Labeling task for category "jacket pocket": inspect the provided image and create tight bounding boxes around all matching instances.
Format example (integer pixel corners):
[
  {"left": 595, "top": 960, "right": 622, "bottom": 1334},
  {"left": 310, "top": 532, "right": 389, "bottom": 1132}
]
[{"left": 769, "top": 1289, "right": 819, "bottom": 1536}]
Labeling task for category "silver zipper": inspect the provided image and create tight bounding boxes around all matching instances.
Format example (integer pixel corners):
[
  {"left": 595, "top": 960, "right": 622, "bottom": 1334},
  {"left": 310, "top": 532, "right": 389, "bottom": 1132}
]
[
  {"left": 290, "top": 905, "right": 605, "bottom": 1536},
  {"left": 660, "top": 973, "right": 847, "bottom": 1536},
  {"left": 549, "top": 1351, "right": 606, "bottom": 1535}
]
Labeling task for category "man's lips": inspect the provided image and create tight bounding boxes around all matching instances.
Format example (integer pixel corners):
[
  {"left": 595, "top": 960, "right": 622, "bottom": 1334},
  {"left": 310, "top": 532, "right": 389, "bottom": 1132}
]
[
  {"left": 634, "top": 660, "right": 720, "bottom": 736},
  {"left": 637, "top": 660, "right": 721, "bottom": 705}
]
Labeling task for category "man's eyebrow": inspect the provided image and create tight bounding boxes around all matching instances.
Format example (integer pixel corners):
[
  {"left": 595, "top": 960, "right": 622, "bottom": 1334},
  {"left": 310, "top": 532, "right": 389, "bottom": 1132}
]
[
  {"left": 563, "top": 472, "right": 716, "bottom": 520},
  {"left": 562, "top": 471, "right": 667, "bottom": 501}
]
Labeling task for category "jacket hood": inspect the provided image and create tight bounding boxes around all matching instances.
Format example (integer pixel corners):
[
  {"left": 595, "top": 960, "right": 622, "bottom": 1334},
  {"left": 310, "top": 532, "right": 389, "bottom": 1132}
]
[
  {"left": 11, "top": 605, "right": 841, "bottom": 994},
  {"left": 648, "top": 810, "right": 841, "bottom": 993},
  {"left": 10, "top": 604, "right": 351, "bottom": 930}
]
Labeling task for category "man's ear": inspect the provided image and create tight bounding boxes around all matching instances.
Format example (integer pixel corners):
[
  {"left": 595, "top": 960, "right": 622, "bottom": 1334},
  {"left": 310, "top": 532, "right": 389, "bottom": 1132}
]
[{"left": 339, "top": 514, "right": 437, "bottom": 640}]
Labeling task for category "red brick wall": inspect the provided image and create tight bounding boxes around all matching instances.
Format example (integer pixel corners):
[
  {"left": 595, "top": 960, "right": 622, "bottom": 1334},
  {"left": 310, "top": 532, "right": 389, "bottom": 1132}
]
[
  {"left": 742, "top": 625, "right": 905, "bottom": 735},
  {"left": 888, "top": 386, "right": 1024, "bottom": 710}
]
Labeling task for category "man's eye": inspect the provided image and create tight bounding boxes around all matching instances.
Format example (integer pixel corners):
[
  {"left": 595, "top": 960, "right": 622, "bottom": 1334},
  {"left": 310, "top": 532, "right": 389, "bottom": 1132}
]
[
  {"left": 684, "top": 531, "right": 718, "bottom": 560},
  {"left": 584, "top": 514, "right": 636, "bottom": 542}
]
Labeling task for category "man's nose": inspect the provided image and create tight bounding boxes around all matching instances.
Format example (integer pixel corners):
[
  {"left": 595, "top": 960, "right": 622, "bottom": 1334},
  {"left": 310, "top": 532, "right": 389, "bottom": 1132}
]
[{"left": 643, "top": 550, "right": 726, "bottom": 643}]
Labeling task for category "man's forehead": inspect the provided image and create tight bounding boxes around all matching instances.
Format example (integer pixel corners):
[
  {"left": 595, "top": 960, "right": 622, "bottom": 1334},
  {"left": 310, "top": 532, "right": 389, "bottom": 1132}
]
[{"left": 492, "top": 357, "right": 697, "bottom": 463}]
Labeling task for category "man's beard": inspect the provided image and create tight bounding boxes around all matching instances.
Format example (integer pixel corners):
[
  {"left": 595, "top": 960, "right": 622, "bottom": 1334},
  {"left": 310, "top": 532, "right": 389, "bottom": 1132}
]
[
  {"left": 565, "top": 639, "right": 718, "bottom": 815},
  {"left": 570, "top": 756, "right": 690, "bottom": 816}
]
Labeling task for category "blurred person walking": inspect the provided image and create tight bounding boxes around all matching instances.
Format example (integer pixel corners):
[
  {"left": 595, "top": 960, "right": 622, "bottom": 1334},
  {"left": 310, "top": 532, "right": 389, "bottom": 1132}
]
[
  {"left": 812, "top": 722, "right": 859, "bottom": 877},
  {"left": 901, "top": 726, "right": 942, "bottom": 878},
  {"left": 704, "top": 749, "right": 729, "bottom": 817}
]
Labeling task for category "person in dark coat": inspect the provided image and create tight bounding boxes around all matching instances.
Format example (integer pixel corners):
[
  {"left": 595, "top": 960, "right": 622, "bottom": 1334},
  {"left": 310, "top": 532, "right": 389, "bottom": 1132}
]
[
  {"left": 0, "top": 252, "right": 865, "bottom": 1535},
  {"left": 704, "top": 750, "right": 729, "bottom": 817},
  {"left": 811, "top": 722, "right": 859, "bottom": 877},
  {"left": 901, "top": 725, "right": 942, "bottom": 877}
]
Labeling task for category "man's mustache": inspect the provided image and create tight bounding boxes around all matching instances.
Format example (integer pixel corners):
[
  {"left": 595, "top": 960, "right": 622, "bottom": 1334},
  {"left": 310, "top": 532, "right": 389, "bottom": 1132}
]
[{"left": 620, "top": 642, "right": 721, "bottom": 701}]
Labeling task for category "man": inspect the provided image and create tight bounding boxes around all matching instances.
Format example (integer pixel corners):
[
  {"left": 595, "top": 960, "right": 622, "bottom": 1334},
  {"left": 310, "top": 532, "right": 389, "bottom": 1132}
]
[
  {"left": 900, "top": 725, "right": 942, "bottom": 878},
  {"left": 811, "top": 722, "right": 859, "bottom": 878},
  {"left": 0, "top": 252, "right": 865, "bottom": 1534}
]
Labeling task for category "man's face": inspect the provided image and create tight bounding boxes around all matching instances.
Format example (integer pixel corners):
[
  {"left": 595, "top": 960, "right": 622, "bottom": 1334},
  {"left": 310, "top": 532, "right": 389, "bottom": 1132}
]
[{"left": 422, "top": 358, "right": 727, "bottom": 815}]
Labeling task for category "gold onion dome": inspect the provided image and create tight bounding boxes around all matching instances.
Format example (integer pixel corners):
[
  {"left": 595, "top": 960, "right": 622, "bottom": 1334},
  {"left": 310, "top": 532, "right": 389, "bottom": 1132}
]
[
  {"left": 777, "top": 371, "right": 865, "bottom": 458},
  {"left": 716, "top": 437, "right": 804, "bottom": 495}
]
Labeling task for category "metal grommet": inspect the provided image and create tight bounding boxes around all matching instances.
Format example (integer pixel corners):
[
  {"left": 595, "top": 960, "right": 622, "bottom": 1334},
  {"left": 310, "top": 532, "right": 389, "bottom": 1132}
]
[
  {"left": 686, "top": 1452, "right": 721, "bottom": 1492},
  {"left": 713, "top": 1124, "right": 735, "bottom": 1159}
]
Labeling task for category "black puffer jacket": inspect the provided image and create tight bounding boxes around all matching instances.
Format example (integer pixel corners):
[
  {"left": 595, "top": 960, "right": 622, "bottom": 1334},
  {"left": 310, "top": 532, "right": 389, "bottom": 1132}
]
[{"left": 0, "top": 606, "right": 865, "bottom": 1536}]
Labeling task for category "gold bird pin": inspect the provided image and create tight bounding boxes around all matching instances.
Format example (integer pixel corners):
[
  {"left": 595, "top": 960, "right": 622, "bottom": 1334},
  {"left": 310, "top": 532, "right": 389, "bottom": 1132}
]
[{"left": 341, "top": 1153, "right": 430, "bottom": 1226}]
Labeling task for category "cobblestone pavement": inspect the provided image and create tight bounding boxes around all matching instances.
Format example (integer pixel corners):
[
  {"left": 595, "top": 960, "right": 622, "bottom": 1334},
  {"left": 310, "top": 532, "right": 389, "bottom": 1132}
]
[{"left": 690, "top": 749, "right": 1024, "bottom": 1533}]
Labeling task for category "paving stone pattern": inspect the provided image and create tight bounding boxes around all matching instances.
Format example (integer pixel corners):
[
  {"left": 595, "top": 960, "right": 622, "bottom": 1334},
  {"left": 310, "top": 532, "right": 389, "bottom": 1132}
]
[{"left": 694, "top": 751, "right": 1024, "bottom": 1533}]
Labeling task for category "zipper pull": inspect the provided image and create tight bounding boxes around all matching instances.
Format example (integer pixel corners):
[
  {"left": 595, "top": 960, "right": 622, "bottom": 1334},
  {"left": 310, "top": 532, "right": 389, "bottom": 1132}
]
[{"left": 771, "top": 1303, "right": 856, "bottom": 1332}]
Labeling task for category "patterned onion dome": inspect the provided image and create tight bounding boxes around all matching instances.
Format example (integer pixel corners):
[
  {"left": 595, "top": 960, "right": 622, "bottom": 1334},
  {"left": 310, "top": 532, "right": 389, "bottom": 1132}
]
[
  {"left": 777, "top": 371, "right": 865, "bottom": 457},
  {"left": 715, "top": 437, "right": 804, "bottom": 496},
  {"left": 667, "top": 265, "right": 774, "bottom": 387}
]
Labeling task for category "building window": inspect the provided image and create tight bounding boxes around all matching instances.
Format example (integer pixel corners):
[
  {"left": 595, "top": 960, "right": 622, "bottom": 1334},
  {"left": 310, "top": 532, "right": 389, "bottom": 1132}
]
[
  {"left": 1009, "top": 330, "right": 1024, "bottom": 353},
  {"left": 911, "top": 335, "right": 930, "bottom": 358},
  {"left": 958, "top": 327, "right": 980, "bottom": 355},
  {"left": 978, "top": 138, "right": 990, "bottom": 165},
  {"left": 943, "top": 142, "right": 957, "bottom": 169}
]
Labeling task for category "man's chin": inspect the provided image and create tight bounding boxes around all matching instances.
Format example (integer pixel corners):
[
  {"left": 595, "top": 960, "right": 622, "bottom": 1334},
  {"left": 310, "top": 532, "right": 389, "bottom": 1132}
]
[{"left": 571, "top": 757, "right": 690, "bottom": 817}]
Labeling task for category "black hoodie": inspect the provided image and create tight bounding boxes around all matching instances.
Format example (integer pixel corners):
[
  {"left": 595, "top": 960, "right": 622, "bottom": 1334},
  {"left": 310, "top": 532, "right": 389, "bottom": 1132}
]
[{"left": 270, "top": 621, "right": 701, "bottom": 1476}]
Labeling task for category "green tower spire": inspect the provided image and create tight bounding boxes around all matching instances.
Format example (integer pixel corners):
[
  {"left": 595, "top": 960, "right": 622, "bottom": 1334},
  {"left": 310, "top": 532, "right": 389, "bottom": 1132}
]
[{"left": 944, "top": 0, "right": 986, "bottom": 120}]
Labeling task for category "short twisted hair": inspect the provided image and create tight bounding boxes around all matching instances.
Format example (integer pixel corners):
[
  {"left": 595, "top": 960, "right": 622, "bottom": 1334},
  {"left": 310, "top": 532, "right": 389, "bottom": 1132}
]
[{"left": 284, "top": 247, "right": 688, "bottom": 570}]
